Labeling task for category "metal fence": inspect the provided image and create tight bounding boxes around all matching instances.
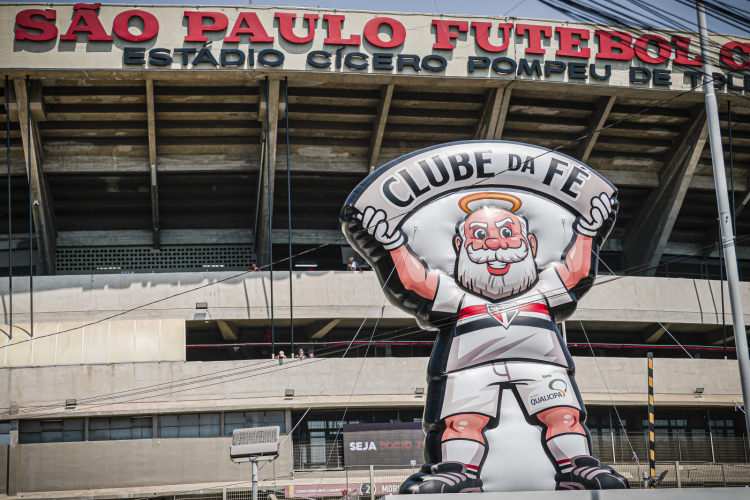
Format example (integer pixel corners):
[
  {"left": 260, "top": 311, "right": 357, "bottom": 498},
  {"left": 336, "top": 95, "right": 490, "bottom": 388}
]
[
  {"left": 343, "top": 465, "right": 419, "bottom": 496},
  {"left": 294, "top": 433, "right": 749, "bottom": 471},
  {"left": 341, "top": 464, "right": 750, "bottom": 491},
  {"left": 294, "top": 438, "right": 345, "bottom": 470},
  {"left": 609, "top": 462, "right": 750, "bottom": 489},
  {"left": 162, "top": 462, "right": 750, "bottom": 500},
  {"left": 590, "top": 432, "right": 749, "bottom": 463}
]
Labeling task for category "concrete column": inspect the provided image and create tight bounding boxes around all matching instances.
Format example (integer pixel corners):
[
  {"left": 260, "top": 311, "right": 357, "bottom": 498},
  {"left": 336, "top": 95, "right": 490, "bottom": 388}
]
[
  {"left": 7, "top": 420, "right": 18, "bottom": 496},
  {"left": 285, "top": 409, "right": 292, "bottom": 436},
  {"left": 707, "top": 410, "right": 716, "bottom": 463},
  {"left": 146, "top": 80, "right": 160, "bottom": 249},
  {"left": 285, "top": 409, "right": 293, "bottom": 472},
  {"left": 256, "top": 79, "right": 281, "bottom": 268},
  {"left": 13, "top": 80, "right": 57, "bottom": 275},
  {"left": 0, "top": 445, "right": 7, "bottom": 495},
  {"left": 622, "top": 107, "right": 708, "bottom": 275},
  {"left": 369, "top": 464, "right": 375, "bottom": 500},
  {"left": 368, "top": 84, "right": 394, "bottom": 173}
]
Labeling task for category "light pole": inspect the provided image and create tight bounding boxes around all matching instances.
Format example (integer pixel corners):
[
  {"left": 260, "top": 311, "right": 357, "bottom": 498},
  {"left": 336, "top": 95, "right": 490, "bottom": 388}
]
[
  {"left": 696, "top": 0, "right": 750, "bottom": 450},
  {"left": 230, "top": 426, "right": 280, "bottom": 500}
]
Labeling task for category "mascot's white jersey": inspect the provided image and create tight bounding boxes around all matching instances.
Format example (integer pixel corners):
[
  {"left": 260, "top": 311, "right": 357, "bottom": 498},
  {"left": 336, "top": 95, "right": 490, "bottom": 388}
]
[{"left": 432, "top": 267, "right": 573, "bottom": 372}]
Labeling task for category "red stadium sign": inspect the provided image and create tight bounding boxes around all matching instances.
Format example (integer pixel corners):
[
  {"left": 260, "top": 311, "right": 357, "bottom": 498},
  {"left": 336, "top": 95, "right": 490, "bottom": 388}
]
[{"left": 4, "top": 4, "right": 750, "bottom": 90}]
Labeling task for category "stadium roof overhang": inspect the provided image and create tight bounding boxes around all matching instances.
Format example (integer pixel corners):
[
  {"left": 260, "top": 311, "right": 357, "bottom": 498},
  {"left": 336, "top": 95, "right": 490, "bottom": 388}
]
[{"left": 0, "top": 3, "right": 749, "bottom": 275}]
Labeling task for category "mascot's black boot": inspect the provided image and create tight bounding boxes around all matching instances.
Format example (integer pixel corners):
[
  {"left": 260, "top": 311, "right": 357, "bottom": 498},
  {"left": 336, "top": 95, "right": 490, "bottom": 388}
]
[
  {"left": 399, "top": 462, "right": 483, "bottom": 494},
  {"left": 555, "top": 456, "right": 630, "bottom": 490}
]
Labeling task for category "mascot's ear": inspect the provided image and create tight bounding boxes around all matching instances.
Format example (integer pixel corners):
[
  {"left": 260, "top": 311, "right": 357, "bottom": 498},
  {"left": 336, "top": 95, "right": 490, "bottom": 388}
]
[
  {"left": 454, "top": 235, "right": 462, "bottom": 253},
  {"left": 528, "top": 233, "right": 538, "bottom": 257}
]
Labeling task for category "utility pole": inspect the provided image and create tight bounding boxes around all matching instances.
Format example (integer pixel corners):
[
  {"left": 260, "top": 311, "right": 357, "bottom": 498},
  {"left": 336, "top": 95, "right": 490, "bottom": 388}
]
[
  {"left": 643, "top": 353, "right": 667, "bottom": 488},
  {"left": 647, "top": 353, "right": 655, "bottom": 489},
  {"left": 696, "top": 0, "right": 750, "bottom": 449}
]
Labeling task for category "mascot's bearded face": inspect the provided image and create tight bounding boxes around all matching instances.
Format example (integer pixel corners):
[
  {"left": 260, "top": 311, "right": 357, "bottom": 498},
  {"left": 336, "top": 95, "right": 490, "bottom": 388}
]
[{"left": 455, "top": 207, "right": 539, "bottom": 301}]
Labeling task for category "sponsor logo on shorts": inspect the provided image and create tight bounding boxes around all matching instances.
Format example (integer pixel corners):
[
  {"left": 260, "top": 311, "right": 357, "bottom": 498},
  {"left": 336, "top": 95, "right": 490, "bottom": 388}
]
[
  {"left": 549, "top": 378, "right": 567, "bottom": 396},
  {"left": 529, "top": 379, "right": 569, "bottom": 406}
]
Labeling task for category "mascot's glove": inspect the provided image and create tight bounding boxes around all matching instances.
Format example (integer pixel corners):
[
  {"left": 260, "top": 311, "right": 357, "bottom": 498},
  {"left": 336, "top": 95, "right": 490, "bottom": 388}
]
[
  {"left": 357, "top": 207, "right": 405, "bottom": 251},
  {"left": 575, "top": 193, "right": 614, "bottom": 238}
]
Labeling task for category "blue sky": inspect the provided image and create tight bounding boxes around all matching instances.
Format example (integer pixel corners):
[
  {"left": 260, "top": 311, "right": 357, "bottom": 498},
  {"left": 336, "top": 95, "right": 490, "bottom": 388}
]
[{"left": 1, "top": 0, "right": 747, "bottom": 36}]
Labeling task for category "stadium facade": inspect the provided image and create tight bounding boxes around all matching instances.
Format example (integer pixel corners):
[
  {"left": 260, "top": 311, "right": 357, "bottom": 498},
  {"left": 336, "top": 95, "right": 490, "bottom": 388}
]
[{"left": 1, "top": 2, "right": 750, "bottom": 497}]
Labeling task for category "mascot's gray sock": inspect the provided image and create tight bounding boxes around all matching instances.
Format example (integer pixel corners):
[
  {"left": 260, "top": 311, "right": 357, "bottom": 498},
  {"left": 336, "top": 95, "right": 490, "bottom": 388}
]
[
  {"left": 547, "top": 434, "right": 589, "bottom": 472},
  {"left": 442, "top": 439, "right": 485, "bottom": 476}
]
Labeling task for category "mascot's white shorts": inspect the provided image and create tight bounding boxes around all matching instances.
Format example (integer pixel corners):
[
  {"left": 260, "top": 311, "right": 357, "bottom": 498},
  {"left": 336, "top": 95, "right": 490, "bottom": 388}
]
[{"left": 440, "top": 361, "right": 583, "bottom": 420}]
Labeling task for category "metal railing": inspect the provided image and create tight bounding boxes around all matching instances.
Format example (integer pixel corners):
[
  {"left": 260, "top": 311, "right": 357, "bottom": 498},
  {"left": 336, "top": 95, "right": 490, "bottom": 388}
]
[
  {"left": 589, "top": 432, "right": 749, "bottom": 463},
  {"left": 161, "top": 462, "right": 750, "bottom": 500},
  {"left": 294, "top": 433, "right": 749, "bottom": 471},
  {"left": 343, "top": 465, "right": 419, "bottom": 497},
  {"left": 293, "top": 439, "right": 345, "bottom": 470},
  {"left": 610, "top": 462, "right": 750, "bottom": 489}
]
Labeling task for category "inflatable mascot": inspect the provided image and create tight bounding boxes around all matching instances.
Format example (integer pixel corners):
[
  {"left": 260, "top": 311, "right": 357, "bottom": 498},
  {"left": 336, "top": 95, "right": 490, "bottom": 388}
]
[{"left": 340, "top": 142, "right": 628, "bottom": 492}]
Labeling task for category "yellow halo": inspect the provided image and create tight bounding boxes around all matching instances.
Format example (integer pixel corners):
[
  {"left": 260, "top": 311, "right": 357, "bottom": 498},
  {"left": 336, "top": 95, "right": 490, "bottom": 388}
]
[{"left": 458, "top": 192, "right": 522, "bottom": 213}]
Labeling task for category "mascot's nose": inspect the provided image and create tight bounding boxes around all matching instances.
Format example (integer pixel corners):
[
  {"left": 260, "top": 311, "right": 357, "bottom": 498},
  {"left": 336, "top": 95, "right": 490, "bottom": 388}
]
[{"left": 485, "top": 238, "right": 505, "bottom": 250}]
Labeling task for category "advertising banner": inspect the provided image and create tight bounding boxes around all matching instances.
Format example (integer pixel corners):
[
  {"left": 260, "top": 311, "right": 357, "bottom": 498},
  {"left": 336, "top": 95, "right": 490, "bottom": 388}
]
[
  {"left": 286, "top": 482, "right": 403, "bottom": 498},
  {"left": 343, "top": 421, "right": 424, "bottom": 467}
]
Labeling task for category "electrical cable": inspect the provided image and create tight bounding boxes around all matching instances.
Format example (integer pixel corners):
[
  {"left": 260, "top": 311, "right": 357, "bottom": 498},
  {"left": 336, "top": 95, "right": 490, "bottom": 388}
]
[
  {"left": 25, "top": 76, "right": 32, "bottom": 334},
  {"left": 0, "top": 25, "right": 748, "bottom": 500},
  {"left": 720, "top": 218, "right": 727, "bottom": 358},
  {"left": 187, "top": 341, "right": 436, "bottom": 348},
  {"left": 7, "top": 228, "right": 747, "bottom": 419},
  {"left": 265, "top": 77, "right": 275, "bottom": 359},
  {"left": 566, "top": 342, "right": 740, "bottom": 351},
  {"left": 673, "top": 0, "right": 750, "bottom": 34},
  {"left": 576, "top": 311, "right": 640, "bottom": 464},
  {"left": 5, "top": 75, "right": 11, "bottom": 340},
  {"left": 285, "top": 77, "right": 294, "bottom": 358},
  {"left": 7, "top": 2, "right": 748, "bottom": 483},
  {"left": 4, "top": 223, "right": 748, "bottom": 415},
  {"left": 256, "top": 247, "right": 407, "bottom": 476},
  {"left": 538, "top": 0, "right": 748, "bottom": 80},
  {"left": 187, "top": 341, "right": 746, "bottom": 353},
  {"left": 0, "top": 63, "right": 740, "bottom": 353},
  {"left": 316, "top": 305, "right": 385, "bottom": 489},
  {"left": 32, "top": 358, "right": 332, "bottom": 418},
  {"left": 585, "top": 238, "right": 747, "bottom": 413},
  {"left": 4, "top": 227, "right": 749, "bottom": 418},
  {"left": 728, "top": 100, "right": 735, "bottom": 235},
  {"left": 544, "top": 0, "right": 750, "bottom": 50},
  {"left": 8, "top": 358, "right": 328, "bottom": 417},
  {"left": 2, "top": 59, "right": 748, "bottom": 426},
  {"left": 0, "top": 236, "right": 347, "bottom": 349}
]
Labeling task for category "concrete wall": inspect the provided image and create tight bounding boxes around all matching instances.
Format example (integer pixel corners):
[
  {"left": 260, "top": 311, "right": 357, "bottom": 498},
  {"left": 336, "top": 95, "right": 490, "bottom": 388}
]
[
  {"left": 0, "top": 356, "right": 744, "bottom": 494},
  {"left": 0, "top": 357, "right": 742, "bottom": 418},
  {"left": 2, "top": 319, "right": 186, "bottom": 368},
  {"left": 0, "top": 357, "right": 429, "bottom": 416},
  {"left": 0, "top": 271, "right": 400, "bottom": 323},
  {"left": 15, "top": 435, "right": 292, "bottom": 493},
  {"left": 0, "top": 272, "right": 745, "bottom": 327}
]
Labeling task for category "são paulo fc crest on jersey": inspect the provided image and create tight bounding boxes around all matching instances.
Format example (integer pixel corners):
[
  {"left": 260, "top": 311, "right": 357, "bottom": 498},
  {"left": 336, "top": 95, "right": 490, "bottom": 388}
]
[{"left": 487, "top": 303, "right": 519, "bottom": 329}]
